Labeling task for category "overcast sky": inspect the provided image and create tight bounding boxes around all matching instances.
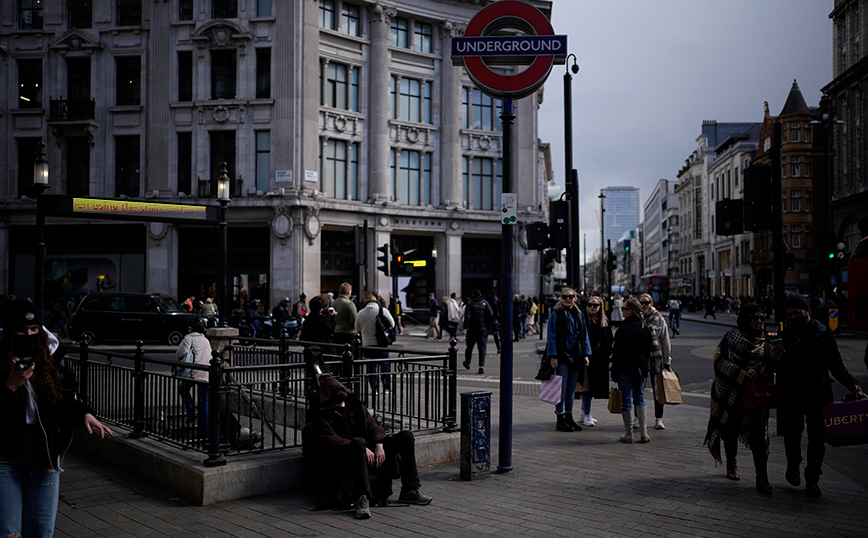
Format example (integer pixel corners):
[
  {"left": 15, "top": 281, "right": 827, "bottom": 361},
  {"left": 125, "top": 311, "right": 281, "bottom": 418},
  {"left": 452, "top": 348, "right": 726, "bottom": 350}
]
[{"left": 536, "top": 0, "right": 833, "bottom": 259}]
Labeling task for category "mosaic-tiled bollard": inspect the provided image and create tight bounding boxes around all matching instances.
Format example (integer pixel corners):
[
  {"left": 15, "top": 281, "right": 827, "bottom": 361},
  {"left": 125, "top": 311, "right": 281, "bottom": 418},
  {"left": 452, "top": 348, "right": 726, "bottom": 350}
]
[{"left": 460, "top": 391, "right": 491, "bottom": 481}]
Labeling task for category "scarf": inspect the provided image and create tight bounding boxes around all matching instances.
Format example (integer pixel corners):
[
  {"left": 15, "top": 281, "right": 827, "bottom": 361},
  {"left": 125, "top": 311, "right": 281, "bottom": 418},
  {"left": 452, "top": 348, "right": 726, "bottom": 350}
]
[{"left": 703, "top": 328, "right": 770, "bottom": 464}]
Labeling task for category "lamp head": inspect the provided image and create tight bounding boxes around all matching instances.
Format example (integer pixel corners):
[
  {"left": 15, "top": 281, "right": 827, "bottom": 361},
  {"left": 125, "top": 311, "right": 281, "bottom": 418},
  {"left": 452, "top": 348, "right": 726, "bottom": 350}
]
[
  {"left": 33, "top": 141, "right": 49, "bottom": 186},
  {"left": 217, "top": 161, "right": 231, "bottom": 202}
]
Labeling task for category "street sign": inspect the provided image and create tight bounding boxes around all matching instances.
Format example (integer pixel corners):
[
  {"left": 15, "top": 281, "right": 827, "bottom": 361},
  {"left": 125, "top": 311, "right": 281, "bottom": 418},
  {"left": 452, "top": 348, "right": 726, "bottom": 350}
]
[
  {"left": 829, "top": 308, "right": 839, "bottom": 332},
  {"left": 451, "top": 0, "right": 566, "bottom": 98},
  {"left": 501, "top": 193, "right": 517, "bottom": 224}
]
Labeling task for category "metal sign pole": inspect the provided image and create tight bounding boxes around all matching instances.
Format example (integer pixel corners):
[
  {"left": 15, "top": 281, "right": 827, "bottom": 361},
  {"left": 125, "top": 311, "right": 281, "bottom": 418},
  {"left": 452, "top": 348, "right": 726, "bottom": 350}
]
[{"left": 498, "top": 97, "right": 515, "bottom": 473}]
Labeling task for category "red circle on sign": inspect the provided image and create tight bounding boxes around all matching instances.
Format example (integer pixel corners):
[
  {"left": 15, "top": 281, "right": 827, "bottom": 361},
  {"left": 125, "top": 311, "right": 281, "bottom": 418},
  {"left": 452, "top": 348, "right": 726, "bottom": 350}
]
[{"left": 463, "top": 0, "right": 556, "bottom": 98}]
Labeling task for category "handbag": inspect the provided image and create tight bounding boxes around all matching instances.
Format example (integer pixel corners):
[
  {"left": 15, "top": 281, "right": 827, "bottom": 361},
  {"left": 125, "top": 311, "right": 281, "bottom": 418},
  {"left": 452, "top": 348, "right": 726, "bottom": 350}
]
[
  {"left": 535, "top": 356, "right": 554, "bottom": 381},
  {"left": 822, "top": 391, "right": 868, "bottom": 447},
  {"left": 375, "top": 303, "right": 396, "bottom": 346},
  {"left": 176, "top": 344, "right": 195, "bottom": 379},
  {"left": 539, "top": 375, "right": 563, "bottom": 405},
  {"left": 743, "top": 383, "right": 781, "bottom": 409},
  {"left": 655, "top": 369, "right": 682, "bottom": 405},
  {"left": 607, "top": 387, "right": 623, "bottom": 414}
]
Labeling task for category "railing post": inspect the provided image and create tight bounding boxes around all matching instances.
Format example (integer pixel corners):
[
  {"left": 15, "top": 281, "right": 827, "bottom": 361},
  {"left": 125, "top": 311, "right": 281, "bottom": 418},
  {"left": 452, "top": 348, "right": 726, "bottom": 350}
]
[
  {"left": 278, "top": 329, "right": 289, "bottom": 396},
  {"left": 129, "top": 340, "right": 146, "bottom": 439},
  {"left": 444, "top": 339, "right": 458, "bottom": 431},
  {"left": 341, "top": 343, "right": 356, "bottom": 394},
  {"left": 78, "top": 339, "right": 90, "bottom": 406},
  {"left": 204, "top": 349, "right": 227, "bottom": 467},
  {"left": 202, "top": 349, "right": 226, "bottom": 467}
]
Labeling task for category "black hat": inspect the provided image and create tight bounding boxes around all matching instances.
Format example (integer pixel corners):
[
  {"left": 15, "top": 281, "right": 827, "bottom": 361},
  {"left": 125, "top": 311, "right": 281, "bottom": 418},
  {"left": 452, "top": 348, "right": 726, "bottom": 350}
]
[
  {"left": 300, "top": 293, "right": 307, "bottom": 299},
  {"left": 3, "top": 298, "right": 42, "bottom": 335},
  {"left": 784, "top": 294, "right": 810, "bottom": 312}
]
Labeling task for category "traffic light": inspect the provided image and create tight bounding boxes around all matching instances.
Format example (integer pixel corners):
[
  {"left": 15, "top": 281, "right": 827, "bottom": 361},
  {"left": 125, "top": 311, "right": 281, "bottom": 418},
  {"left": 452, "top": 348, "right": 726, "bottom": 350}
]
[
  {"left": 607, "top": 249, "right": 618, "bottom": 272},
  {"left": 542, "top": 249, "right": 557, "bottom": 274},
  {"left": 391, "top": 241, "right": 414, "bottom": 275},
  {"left": 743, "top": 164, "right": 772, "bottom": 231},
  {"left": 549, "top": 200, "right": 569, "bottom": 248},
  {"left": 377, "top": 243, "right": 390, "bottom": 276},
  {"left": 624, "top": 239, "right": 631, "bottom": 254},
  {"left": 344, "top": 225, "right": 362, "bottom": 266},
  {"left": 715, "top": 199, "right": 744, "bottom": 236},
  {"left": 786, "top": 252, "right": 795, "bottom": 271},
  {"left": 526, "top": 221, "right": 550, "bottom": 250}
]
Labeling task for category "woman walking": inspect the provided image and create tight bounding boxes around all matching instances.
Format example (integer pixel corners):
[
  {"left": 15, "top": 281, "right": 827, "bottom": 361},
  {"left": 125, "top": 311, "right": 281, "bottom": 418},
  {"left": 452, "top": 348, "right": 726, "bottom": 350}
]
[
  {"left": 611, "top": 298, "right": 652, "bottom": 443},
  {"left": 703, "top": 304, "right": 781, "bottom": 492},
  {"left": 578, "top": 295, "right": 613, "bottom": 427},
  {"left": 638, "top": 293, "right": 672, "bottom": 430},
  {"left": 545, "top": 288, "right": 592, "bottom": 432}
]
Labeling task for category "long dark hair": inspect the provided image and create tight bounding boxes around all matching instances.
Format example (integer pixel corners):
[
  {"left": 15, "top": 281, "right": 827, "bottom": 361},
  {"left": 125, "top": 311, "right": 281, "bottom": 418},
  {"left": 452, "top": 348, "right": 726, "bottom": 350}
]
[{"left": 0, "top": 328, "right": 62, "bottom": 404}]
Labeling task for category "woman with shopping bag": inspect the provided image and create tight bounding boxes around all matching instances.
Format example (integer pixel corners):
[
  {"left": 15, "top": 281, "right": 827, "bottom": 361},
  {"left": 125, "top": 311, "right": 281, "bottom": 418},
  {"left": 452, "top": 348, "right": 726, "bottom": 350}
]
[
  {"left": 610, "top": 298, "right": 652, "bottom": 443},
  {"left": 545, "top": 288, "right": 592, "bottom": 432},
  {"left": 703, "top": 304, "right": 782, "bottom": 492},
  {"left": 577, "top": 295, "right": 613, "bottom": 427},
  {"left": 638, "top": 293, "right": 671, "bottom": 430}
]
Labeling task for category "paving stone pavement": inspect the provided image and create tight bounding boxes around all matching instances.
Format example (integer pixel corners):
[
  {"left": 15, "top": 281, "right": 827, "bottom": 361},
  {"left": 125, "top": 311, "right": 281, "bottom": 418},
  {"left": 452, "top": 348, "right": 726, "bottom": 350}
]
[{"left": 56, "top": 376, "right": 868, "bottom": 538}]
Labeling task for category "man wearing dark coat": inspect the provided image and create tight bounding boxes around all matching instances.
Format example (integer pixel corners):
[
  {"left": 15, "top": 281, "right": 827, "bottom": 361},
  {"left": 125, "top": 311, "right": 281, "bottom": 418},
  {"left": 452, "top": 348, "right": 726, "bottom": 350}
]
[{"left": 312, "top": 377, "right": 432, "bottom": 518}]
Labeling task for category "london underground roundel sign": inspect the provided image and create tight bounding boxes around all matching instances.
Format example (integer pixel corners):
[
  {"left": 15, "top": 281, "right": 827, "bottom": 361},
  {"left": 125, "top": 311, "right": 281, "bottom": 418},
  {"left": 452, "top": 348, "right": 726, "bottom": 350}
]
[{"left": 452, "top": 0, "right": 566, "bottom": 99}]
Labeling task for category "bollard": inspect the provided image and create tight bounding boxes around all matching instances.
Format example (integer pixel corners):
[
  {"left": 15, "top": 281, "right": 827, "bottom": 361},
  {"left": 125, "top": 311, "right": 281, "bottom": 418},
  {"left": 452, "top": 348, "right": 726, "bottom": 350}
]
[{"left": 460, "top": 391, "right": 492, "bottom": 481}]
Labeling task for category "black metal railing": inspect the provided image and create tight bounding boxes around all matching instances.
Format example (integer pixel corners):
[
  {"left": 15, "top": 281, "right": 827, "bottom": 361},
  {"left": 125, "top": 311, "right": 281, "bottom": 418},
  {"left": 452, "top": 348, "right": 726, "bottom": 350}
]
[
  {"left": 49, "top": 98, "right": 96, "bottom": 121},
  {"left": 65, "top": 335, "right": 458, "bottom": 466}
]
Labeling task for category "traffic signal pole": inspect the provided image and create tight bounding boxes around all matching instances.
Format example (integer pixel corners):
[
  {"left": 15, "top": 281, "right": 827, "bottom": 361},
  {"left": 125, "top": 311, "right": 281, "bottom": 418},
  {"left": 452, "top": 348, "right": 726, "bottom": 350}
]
[{"left": 497, "top": 97, "right": 515, "bottom": 473}]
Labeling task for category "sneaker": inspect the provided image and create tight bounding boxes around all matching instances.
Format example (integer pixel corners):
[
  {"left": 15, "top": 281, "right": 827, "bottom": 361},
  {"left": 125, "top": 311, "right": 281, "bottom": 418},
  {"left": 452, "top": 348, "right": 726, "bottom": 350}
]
[
  {"left": 577, "top": 411, "right": 586, "bottom": 422},
  {"left": 477, "top": 367, "right": 484, "bottom": 375},
  {"left": 398, "top": 489, "right": 432, "bottom": 505},
  {"left": 462, "top": 360, "right": 470, "bottom": 370},
  {"left": 583, "top": 414, "right": 595, "bottom": 427},
  {"left": 655, "top": 418, "right": 666, "bottom": 430},
  {"left": 355, "top": 496, "right": 371, "bottom": 519}
]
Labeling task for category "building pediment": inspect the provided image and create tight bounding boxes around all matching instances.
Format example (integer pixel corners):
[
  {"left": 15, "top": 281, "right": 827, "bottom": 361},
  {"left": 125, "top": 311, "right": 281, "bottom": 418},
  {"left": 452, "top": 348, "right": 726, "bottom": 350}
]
[
  {"left": 191, "top": 20, "right": 252, "bottom": 50},
  {"left": 49, "top": 29, "right": 103, "bottom": 53}
]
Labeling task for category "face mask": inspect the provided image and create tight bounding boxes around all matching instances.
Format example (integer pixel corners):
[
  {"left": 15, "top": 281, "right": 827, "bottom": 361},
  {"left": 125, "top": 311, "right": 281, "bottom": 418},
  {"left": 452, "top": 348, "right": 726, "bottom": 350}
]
[{"left": 12, "top": 333, "right": 41, "bottom": 358}]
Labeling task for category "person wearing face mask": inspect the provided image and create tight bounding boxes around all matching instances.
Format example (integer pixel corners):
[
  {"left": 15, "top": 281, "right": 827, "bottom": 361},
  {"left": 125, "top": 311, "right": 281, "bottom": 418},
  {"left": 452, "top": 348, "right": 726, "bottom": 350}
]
[
  {"left": 704, "top": 304, "right": 782, "bottom": 492},
  {"left": 777, "top": 294, "right": 862, "bottom": 498},
  {"left": 1, "top": 298, "right": 114, "bottom": 538},
  {"left": 312, "top": 377, "right": 431, "bottom": 519}
]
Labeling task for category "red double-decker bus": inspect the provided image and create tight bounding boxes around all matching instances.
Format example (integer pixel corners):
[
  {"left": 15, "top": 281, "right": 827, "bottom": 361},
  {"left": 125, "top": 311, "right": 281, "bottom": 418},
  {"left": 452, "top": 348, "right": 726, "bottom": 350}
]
[
  {"left": 637, "top": 274, "right": 670, "bottom": 309},
  {"left": 847, "top": 236, "right": 868, "bottom": 330}
]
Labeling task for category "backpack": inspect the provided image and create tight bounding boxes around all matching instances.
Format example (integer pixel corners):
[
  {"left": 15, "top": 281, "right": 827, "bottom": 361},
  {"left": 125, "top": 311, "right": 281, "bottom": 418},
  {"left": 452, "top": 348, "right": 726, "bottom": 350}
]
[
  {"left": 176, "top": 341, "right": 195, "bottom": 379},
  {"left": 375, "top": 303, "right": 396, "bottom": 346}
]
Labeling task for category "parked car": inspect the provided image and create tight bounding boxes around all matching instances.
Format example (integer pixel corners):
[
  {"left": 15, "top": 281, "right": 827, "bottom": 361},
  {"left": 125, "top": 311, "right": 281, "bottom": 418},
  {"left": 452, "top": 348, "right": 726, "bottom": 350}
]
[{"left": 68, "top": 293, "right": 200, "bottom": 345}]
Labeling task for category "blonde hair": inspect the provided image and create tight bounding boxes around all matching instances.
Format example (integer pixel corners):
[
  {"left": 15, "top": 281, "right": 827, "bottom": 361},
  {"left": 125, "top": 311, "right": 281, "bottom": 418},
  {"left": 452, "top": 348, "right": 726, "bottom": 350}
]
[
  {"left": 586, "top": 295, "right": 608, "bottom": 327},
  {"left": 638, "top": 293, "right": 652, "bottom": 303},
  {"left": 624, "top": 298, "right": 642, "bottom": 315},
  {"left": 553, "top": 288, "right": 576, "bottom": 312}
]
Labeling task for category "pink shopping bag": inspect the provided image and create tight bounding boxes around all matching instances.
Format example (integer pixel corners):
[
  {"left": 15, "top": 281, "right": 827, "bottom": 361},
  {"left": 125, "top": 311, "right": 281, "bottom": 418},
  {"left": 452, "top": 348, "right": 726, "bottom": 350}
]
[{"left": 539, "top": 375, "right": 563, "bottom": 405}]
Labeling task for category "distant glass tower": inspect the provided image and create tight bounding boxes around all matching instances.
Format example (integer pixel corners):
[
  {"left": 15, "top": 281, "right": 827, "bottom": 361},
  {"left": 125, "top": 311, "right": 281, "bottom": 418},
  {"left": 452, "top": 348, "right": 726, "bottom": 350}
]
[{"left": 601, "top": 187, "right": 640, "bottom": 249}]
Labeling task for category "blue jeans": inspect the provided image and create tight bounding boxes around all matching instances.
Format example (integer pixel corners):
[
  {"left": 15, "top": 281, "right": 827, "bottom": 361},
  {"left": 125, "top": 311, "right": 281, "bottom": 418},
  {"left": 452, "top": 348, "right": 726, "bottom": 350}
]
[
  {"left": 555, "top": 360, "right": 581, "bottom": 415},
  {"left": 581, "top": 394, "right": 593, "bottom": 416},
  {"left": 364, "top": 349, "right": 391, "bottom": 392},
  {"left": 618, "top": 374, "right": 647, "bottom": 413},
  {"left": 0, "top": 426, "right": 60, "bottom": 538}
]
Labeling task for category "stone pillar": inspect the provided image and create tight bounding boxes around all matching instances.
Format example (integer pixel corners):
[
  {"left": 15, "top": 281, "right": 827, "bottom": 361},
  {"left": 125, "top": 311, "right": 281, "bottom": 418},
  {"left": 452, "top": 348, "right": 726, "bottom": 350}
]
[
  {"left": 444, "top": 229, "right": 463, "bottom": 296},
  {"left": 440, "top": 21, "right": 463, "bottom": 208},
  {"left": 367, "top": 4, "right": 395, "bottom": 202}
]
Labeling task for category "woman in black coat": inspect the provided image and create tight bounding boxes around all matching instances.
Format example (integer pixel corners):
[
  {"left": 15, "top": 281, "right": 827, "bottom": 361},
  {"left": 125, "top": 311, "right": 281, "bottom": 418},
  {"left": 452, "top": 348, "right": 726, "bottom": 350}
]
[
  {"left": 610, "top": 298, "right": 652, "bottom": 444},
  {"left": 577, "top": 295, "right": 612, "bottom": 427},
  {"left": 300, "top": 296, "right": 335, "bottom": 350}
]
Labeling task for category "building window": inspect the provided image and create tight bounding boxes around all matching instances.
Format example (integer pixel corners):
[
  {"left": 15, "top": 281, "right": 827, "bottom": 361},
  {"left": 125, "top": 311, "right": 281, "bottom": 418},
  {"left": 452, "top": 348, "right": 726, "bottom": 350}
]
[
  {"left": 805, "top": 190, "right": 812, "bottom": 212},
  {"left": 805, "top": 224, "right": 812, "bottom": 248},
  {"left": 117, "top": 0, "right": 142, "bottom": 26},
  {"left": 66, "top": 137, "right": 91, "bottom": 196},
  {"left": 115, "top": 135, "right": 140, "bottom": 197},
  {"left": 804, "top": 156, "right": 811, "bottom": 177},
  {"left": 178, "top": 51, "right": 193, "bottom": 102},
  {"left": 324, "top": 62, "right": 359, "bottom": 111},
  {"left": 414, "top": 22, "right": 432, "bottom": 53},
  {"left": 211, "top": 50, "right": 236, "bottom": 100},
  {"left": 791, "top": 190, "right": 801, "bottom": 212},
  {"left": 17, "top": 137, "right": 41, "bottom": 197},
  {"left": 177, "top": 132, "right": 192, "bottom": 195},
  {"left": 790, "top": 121, "right": 800, "bottom": 142},
  {"left": 462, "top": 88, "right": 502, "bottom": 131},
  {"left": 256, "top": 0, "right": 271, "bottom": 17},
  {"left": 255, "top": 131, "right": 270, "bottom": 193},
  {"left": 209, "top": 131, "right": 236, "bottom": 188},
  {"left": 319, "top": 0, "right": 335, "bottom": 30},
  {"left": 69, "top": 0, "right": 92, "bottom": 28},
  {"left": 694, "top": 187, "right": 702, "bottom": 239},
  {"left": 393, "top": 149, "right": 431, "bottom": 206},
  {"left": 256, "top": 48, "right": 271, "bottom": 99},
  {"left": 782, "top": 191, "right": 787, "bottom": 213},
  {"left": 321, "top": 139, "right": 359, "bottom": 200},
  {"left": 781, "top": 157, "right": 787, "bottom": 179},
  {"left": 791, "top": 156, "right": 801, "bottom": 177},
  {"left": 791, "top": 224, "right": 801, "bottom": 248},
  {"left": 179, "top": 0, "right": 193, "bottom": 20},
  {"left": 116, "top": 56, "right": 141, "bottom": 106},
  {"left": 734, "top": 167, "right": 739, "bottom": 186},
  {"left": 392, "top": 76, "right": 431, "bottom": 123},
  {"left": 391, "top": 17, "right": 409, "bottom": 48},
  {"left": 67, "top": 57, "right": 91, "bottom": 100},
  {"left": 17, "top": 59, "right": 42, "bottom": 109},
  {"left": 341, "top": 4, "right": 360, "bottom": 36},
  {"left": 462, "top": 156, "right": 502, "bottom": 210},
  {"left": 212, "top": 0, "right": 237, "bottom": 18},
  {"left": 20, "top": 0, "right": 43, "bottom": 29}
]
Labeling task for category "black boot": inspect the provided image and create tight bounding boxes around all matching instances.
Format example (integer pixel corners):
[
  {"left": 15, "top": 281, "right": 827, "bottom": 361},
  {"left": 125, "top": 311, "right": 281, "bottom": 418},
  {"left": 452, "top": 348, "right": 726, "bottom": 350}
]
[
  {"left": 753, "top": 446, "right": 773, "bottom": 493},
  {"left": 723, "top": 436, "right": 740, "bottom": 481},
  {"left": 556, "top": 414, "right": 574, "bottom": 432},
  {"left": 564, "top": 413, "right": 582, "bottom": 431}
]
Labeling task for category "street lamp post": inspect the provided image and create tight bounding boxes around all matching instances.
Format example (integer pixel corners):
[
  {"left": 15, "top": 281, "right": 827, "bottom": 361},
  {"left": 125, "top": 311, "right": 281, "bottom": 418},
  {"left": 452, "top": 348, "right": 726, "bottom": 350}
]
[
  {"left": 598, "top": 190, "right": 606, "bottom": 292},
  {"left": 32, "top": 141, "right": 50, "bottom": 315},
  {"left": 217, "top": 162, "right": 231, "bottom": 327},
  {"left": 563, "top": 54, "right": 580, "bottom": 288}
]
